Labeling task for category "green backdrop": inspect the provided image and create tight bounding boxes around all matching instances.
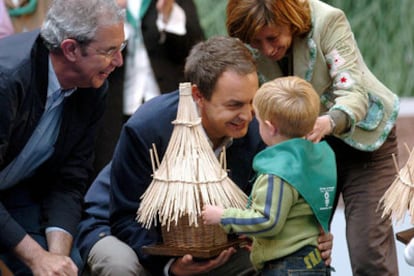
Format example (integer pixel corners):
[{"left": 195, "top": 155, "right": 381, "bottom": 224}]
[{"left": 194, "top": 0, "right": 414, "bottom": 97}]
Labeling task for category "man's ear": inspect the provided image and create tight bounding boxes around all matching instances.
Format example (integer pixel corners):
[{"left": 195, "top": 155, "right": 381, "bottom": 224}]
[
  {"left": 60, "top": 39, "right": 80, "bottom": 62},
  {"left": 191, "top": 84, "right": 203, "bottom": 106}
]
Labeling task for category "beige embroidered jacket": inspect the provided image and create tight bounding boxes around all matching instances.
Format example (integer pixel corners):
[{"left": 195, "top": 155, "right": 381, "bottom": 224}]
[{"left": 255, "top": 0, "right": 399, "bottom": 151}]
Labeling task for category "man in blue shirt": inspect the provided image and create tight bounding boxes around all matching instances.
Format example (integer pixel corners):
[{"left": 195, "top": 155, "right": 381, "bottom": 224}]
[{"left": 0, "top": 0, "right": 125, "bottom": 274}]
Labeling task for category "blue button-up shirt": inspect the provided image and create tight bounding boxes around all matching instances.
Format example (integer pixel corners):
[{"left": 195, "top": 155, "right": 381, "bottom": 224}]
[{"left": 0, "top": 57, "right": 75, "bottom": 190}]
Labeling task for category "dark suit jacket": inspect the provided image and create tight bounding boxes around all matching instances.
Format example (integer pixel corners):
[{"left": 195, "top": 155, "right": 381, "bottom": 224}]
[
  {"left": 108, "top": 91, "right": 265, "bottom": 274},
  {"left": 0, "top": 30, "right": 107, "bottom": 250}
]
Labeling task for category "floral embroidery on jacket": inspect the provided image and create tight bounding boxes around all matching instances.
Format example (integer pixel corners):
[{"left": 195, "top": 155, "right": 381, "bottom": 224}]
[
  {"left": 305, "top": 37, "right": 317, "bottom": 82},
  {"left": 326, "top": 49, "right": 345, "bottom": 76},
  {"left": 334, "top": 71, "right": 355, "bottom": 90}
]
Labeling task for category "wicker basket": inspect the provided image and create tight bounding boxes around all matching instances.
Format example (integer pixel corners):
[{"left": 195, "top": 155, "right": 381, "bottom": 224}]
[
  {"left": 161, "top": 215, "right": 228, "bottom": 248},
  {"left": 137, "top": 82, "right": 247, "bottom": 252}
]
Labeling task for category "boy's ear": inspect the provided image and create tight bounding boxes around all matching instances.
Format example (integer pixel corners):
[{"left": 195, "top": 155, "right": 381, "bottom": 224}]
[{"left": 265, "top": 119, "right": 277, "bottom": 135}]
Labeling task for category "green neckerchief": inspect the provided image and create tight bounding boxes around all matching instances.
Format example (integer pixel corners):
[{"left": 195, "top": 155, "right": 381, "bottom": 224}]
[
  {"left": 126, "top": 0, "right": 151, "bottom": 54},
  {"left": 126, "top": 0, "right": 151, "bottom": 29},
  {"left": 252, "top": 138, "right": 337, "bottom": 232}
]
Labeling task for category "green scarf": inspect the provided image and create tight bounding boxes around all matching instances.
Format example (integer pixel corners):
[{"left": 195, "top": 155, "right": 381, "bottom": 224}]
[
  {"left": 253, "top": 138, "right": 337, "bottom": 232},
  {"left": 126, "top": 0, "right": 151, "bottom": 30}
]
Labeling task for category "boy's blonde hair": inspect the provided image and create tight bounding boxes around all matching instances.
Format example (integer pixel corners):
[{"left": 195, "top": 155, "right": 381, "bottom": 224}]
[{"left": 253, "top": 76, "right": 320, "bottom": 138}]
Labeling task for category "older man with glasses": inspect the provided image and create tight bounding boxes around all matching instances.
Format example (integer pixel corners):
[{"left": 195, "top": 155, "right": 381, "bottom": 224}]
[{"left": 0, "top": 0, "right": 125, "bottom": 275}]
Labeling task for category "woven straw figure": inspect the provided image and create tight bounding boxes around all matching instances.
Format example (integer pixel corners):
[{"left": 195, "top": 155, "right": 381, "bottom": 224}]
[
  {"left": 136, "top": 82, "right": 247, "bottom": 248},
  {"left": 379, "top": 144, "right": 414, "bottom": 224}
]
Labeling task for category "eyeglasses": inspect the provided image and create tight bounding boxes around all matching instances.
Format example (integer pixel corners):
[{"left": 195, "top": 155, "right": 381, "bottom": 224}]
[{"left": 83, "top": 40, "right": 127, "bottom": 58}]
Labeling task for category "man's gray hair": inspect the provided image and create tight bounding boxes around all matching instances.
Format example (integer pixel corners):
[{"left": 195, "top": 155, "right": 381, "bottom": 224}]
[{"left": 41, "top": 0, "right": 124, "bottom": 51}]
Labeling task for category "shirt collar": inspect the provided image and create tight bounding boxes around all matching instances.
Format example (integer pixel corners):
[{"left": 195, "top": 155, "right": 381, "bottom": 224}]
[
  {"left": 199, "top": 125, "right": 233, "bottom": 157},
  {"left": 212, "top": 136, "right": 233, "bottom": 157},
  {"left": 47, "top": 56, "right": 77, "bottom": 98}
]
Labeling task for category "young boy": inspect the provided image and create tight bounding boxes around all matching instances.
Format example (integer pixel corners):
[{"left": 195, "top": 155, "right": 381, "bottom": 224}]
[{"left": 202, "top": 76, "right": 337, "bottom": 275}]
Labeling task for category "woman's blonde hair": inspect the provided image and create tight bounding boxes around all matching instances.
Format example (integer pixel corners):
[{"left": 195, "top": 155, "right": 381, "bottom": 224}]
[
  {"left": 253, "top": 76, "right": 320, "bottom": 138},
  {"left": 226, "top": 0, "right": 311, "bottom": 44}
]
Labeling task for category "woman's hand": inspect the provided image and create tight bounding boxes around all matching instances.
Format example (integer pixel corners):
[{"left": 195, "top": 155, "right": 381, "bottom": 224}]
[{"left": 306, "top": 115, "right": 333, "bottom": 143}]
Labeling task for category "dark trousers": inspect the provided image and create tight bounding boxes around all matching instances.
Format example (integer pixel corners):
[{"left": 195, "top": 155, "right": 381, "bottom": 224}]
[{"left": 326, "top": 127, "right": 399, "bottom": 275}]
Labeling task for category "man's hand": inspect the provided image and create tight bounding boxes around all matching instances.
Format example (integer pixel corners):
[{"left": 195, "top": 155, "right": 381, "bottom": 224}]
[
  {"left": 169, "top": 247, "right": 236, "bottom": 276},
  {"left": 31, "top": 252, "right": 78, "bottom": 276},
  {"left": 318, "top": 231, "right": 334, "bottom": 266},
  {"left": 13, "top": 234, "right": 78, "bottom": 276}
]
